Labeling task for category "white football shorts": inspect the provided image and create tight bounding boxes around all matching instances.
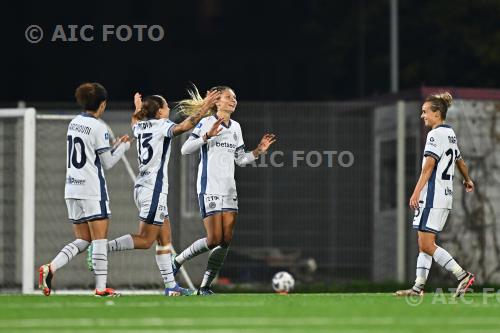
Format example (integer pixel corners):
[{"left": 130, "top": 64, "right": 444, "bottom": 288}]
[
  {"left": 198, "top": 193, "right": 238, "bottom": 218},
  {"left": 412, "top": 207, "right": 450, "bottom": 234},
  {"left": 134, "top": 185, "right": 168, "bottom": 225},
  {"left": 66, "top": 199, "right": 111, "bottom": 224}
]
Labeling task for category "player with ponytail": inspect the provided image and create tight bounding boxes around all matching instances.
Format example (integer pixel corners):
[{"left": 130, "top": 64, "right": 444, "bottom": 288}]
[
  {"left": 396, "top": 92, "right": 475, "bottom": 297},
  {"left": 101, "top": 87, "right": 220, "bottom": 296}
]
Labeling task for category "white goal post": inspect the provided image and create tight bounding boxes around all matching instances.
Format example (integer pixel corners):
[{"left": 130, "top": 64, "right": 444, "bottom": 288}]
[
  {"left": 0, "top": 108, "right": 36, "bottom": 293},
  {"left": 0, "top": 108, "right": 194, "bottom": 294}
]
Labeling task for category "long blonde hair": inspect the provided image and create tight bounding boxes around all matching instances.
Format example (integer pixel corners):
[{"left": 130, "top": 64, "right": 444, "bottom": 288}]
[{"left": 177, "top": 84, "right": 232, "bottom": 117}]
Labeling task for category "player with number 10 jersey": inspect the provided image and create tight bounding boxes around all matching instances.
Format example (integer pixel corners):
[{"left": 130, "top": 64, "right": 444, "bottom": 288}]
[{"left": 39, "top": 83, "right": 130, "bottom": 297}]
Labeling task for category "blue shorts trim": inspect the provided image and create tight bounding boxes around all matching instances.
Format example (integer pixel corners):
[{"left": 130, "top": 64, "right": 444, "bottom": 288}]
[
  {"left": 222, "top": 208, "right": 239, "bottom": 213},
  {"left": 202, "top": 210, "right": 223, "bottom": 219},
  {"left": 70, "top": 213, "right": 110, "bottom": 224},
  {"left": 412, "top": 226, "right": 439, "bottom": 234},
  {"left": 139, "top": 215, "right": 168, "bottom": 226}
]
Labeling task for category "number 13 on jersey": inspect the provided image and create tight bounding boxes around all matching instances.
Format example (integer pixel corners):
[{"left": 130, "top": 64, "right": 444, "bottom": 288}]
[{"left": 137, "top": 133, "right": 153, "bottom": 165}]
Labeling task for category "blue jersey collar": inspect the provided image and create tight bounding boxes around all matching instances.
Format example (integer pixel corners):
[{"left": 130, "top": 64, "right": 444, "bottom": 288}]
[
  {"left": 214, "top": 114, "right": 231, "bottom": 128},
  {"left": 80, "top": 112, "right": 97, "bottom": 119}
]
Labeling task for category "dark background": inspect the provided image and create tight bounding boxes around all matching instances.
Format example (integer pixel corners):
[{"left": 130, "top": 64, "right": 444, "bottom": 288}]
[{"left": 3, "top": 0, "right": 500, "bottom": 103}]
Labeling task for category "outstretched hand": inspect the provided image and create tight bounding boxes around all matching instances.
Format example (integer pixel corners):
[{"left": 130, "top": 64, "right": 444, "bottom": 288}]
[
  {"left": 256, "top": 134, "right": 277, "bottom": 154},
  {"left": 204, "top": 118, "right": 224, "bottom": 140}
]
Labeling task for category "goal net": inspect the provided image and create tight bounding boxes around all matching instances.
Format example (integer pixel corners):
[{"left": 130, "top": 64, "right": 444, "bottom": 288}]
[{"left": 0, "top": 109, "right": 194, "bottom": 294}]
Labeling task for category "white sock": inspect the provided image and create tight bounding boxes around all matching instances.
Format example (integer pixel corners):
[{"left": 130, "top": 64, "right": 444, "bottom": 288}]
[
  {"left": 156, "top": 253, "right": 176, "bottom": 288},
  {"left": 433, "top": 246, "right": 466, "bottom": 280},
  {"left": 413, "top": 252, "right": 432, "bottom": 292},
  {"left": 200, "top": 245, "right": 229, "bottom": 288},
  {"left": 50, "top": 239, "right": 90, "bottom": 272},
  {"left": 108, "top": 234, "right": 134, "bottom": 252},
  {"left": 175, "top": 238, "right": 209, "bottom": 266},
  {"left": 92, "top": 239, "right": 108, "bottom": 290}
]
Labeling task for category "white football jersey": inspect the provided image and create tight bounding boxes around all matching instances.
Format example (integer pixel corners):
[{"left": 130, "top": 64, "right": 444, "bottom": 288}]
[
  {"left": 133, "top": 118, "right": 176, "bottom": 194},
  {"left": 65, "top": 113, "right": 111, "bottom": 200},
  {"left": 420, "top": 124, "right": 462, "bottom": 209},
  {"left": 191, "top": 116, "right": 246, "bottom": 196}
]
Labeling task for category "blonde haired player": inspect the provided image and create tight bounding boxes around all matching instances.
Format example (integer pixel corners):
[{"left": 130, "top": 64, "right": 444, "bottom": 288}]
[
  {"left": 396, "top": 92, "right": 475, "bottom": 297},
  {"left": 173, "top": 86, "right": 276, "bottom": 295},
  {"left": 39, "top": 82, "right": 130, "bottom": 297}
]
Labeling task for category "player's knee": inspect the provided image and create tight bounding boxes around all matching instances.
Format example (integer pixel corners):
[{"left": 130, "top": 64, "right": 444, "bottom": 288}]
[
  {"left": 136, "top": 238, "right": 154, "bottom": 249},
  {"left": 419, "top": 242, "right": 435, "bottom": 255}
]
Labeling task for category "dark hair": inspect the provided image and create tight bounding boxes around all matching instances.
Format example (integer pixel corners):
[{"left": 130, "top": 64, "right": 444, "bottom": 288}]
[
  {"left": 424, "top": 92, "right": 453, "bottom": 120},
  {"left": 75, "top": 82, "right": 108, "bottom": 111},
  {"left": 209, "top": 86, "right": 233, "bottom": 93},
  {"left": 136, "top": 95, "right": 166, "bottom": 120}
]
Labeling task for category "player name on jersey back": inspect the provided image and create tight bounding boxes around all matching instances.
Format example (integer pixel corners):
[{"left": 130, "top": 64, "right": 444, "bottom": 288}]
[
  {"left": 419, "top": 124, "right": 461, "bottom": 209},
  {"left": 65, "top": 113, "right": 111, "bottom": 201}
]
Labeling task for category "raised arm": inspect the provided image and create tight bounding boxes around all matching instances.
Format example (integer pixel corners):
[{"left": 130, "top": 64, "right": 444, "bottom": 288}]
[
  {"left": 456, "top": 158, "right": 474, "bottom": 193},
  {"left": 131, "top": 93, "right": 143, "bottom": 127},
  {"left": 409, "top": 156, "right": 436, "bottom": 209},
  {"left": 181, "top": 118, "right": 224, "bottom": 155},
  {"left": 172, "top": 90, "right": 220, "bottom": 136}
]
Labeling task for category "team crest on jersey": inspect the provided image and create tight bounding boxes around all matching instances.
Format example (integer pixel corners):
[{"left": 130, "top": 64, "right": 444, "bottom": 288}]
[
  {"left": 233, "top": 132, "right": 238, "bottom": 141},
  {"left": 209, "top": 202, "right": 217, "bottom": 209},
  {"left": 429, "top": 137, "right": 434, "bottom": 142}
]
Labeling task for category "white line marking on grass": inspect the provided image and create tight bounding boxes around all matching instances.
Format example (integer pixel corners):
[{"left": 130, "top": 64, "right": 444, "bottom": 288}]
[
  {"left": 0, "top": 301, "right": 265, "bottom": 309},
  {"left": 2, "top": 317, "right": 500, "bottom": 329},
  {"left": 12, "top": 327, "right": 360, "bottom": 333},
  {"left": 13, "top": 327, "right": 498, "bottom": 333},
  {"left": 0, "top": 317, "right": 394, "bottom": 328}
]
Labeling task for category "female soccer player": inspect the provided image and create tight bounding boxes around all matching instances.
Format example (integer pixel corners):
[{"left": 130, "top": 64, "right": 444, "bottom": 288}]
[
  {"left": 173, "top": 86, "right": 276, "bottom": 295},
  {"left": 396, "top": 92, "right": 475, "bottom": 297},
  {"left": 102, "top": 89, "right": 220, "bottom": 296},
  {"left": 39, "top": 82, "right": 131, "bottom": 297}
]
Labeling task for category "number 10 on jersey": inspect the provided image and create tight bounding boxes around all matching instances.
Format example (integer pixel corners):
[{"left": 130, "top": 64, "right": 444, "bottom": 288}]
[{"left": 67, "top": 135, "right": 86, "bottom": 169}]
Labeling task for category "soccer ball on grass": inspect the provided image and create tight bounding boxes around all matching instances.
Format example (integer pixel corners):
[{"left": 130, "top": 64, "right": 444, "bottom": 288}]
[{"left": 271, "top": 271, "right": 295, "bottom": 294}]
